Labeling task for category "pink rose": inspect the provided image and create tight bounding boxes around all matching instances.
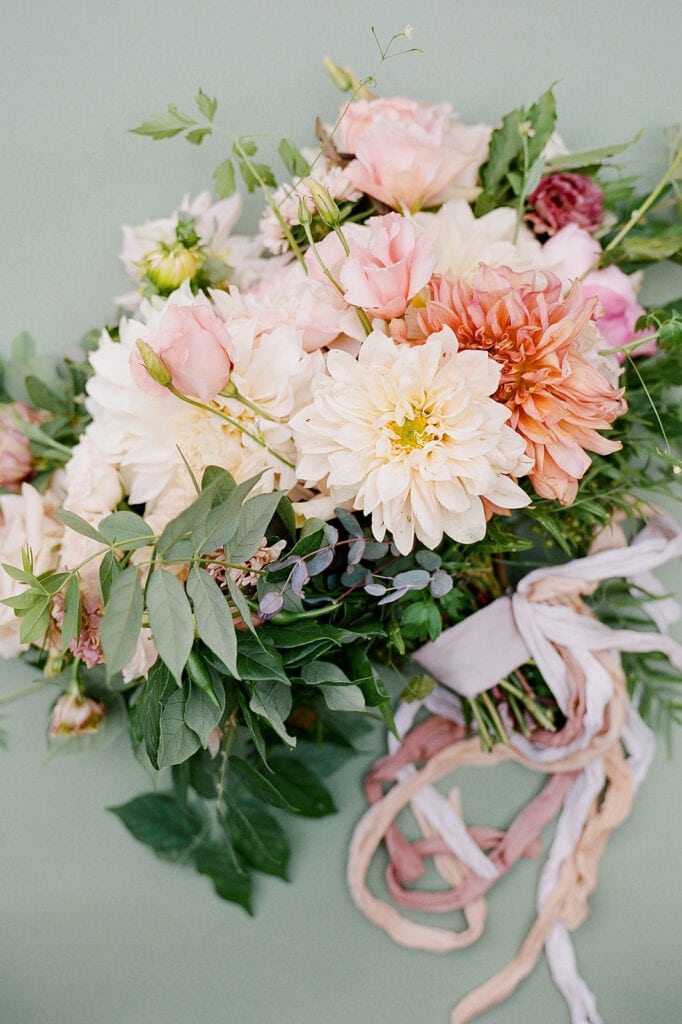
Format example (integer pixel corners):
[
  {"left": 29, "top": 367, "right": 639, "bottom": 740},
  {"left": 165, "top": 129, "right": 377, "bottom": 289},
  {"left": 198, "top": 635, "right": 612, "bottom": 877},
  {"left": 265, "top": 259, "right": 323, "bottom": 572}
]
[
  {"left": 583, "top": 266, "right": 652, "bottom": 356},
  {"left": 526, "top": 173, "right": 604, "bottom": 236},
  {"left": 542, "top": 224, "right": 601, "bottom": 280},
  {"left": 338, "top": 97, "right": 490, "bottom": 213},
  {"left": 130, "top": 303, "right": 234, "bottom": 401},
  {"left": 50, "top": 691, "right": 107, "bottom": 737},
  {"left": 0, "top": 403, "right": 43, "bottom": 490},
  {"left": 339, "top": 213, "right": 438, "bottom": 319}
]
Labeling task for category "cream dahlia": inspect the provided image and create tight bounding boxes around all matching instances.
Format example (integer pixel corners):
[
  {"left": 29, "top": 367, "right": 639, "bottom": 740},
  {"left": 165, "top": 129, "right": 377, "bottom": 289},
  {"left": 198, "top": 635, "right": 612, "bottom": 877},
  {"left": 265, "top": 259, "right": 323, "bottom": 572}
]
[
  {"left": 421, "top": 265, "right": 626, "bottom": 504},
  {"left": 292, "top": 328, "right": 531, "bottom": 554}
]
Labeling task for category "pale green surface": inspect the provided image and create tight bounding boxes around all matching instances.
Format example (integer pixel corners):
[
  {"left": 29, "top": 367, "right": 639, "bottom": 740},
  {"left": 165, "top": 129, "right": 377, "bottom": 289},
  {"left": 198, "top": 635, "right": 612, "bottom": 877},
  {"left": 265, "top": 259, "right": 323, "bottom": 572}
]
[{"left": 1, "top": 2, "right": 682, "bottom": 1022}]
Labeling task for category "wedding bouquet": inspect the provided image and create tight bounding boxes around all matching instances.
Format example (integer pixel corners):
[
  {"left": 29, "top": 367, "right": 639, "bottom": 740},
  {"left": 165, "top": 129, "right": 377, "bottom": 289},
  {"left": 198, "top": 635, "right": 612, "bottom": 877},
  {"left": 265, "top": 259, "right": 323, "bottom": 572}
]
[{"left": 2, "top": 29, "right": 681, "bottom": 1023}]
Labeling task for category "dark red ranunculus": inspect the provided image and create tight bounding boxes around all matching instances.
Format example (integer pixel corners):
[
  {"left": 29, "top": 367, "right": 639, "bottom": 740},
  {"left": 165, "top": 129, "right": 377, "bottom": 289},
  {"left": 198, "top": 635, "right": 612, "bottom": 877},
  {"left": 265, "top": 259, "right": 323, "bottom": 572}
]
[{"left": 526, "top": 173, "right": 604, "bottom": 237}]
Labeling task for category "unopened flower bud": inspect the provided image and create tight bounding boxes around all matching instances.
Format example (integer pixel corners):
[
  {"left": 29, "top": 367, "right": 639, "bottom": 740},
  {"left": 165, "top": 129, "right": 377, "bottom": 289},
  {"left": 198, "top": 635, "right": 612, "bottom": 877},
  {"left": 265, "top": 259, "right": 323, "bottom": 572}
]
[
  {"left": 135, "top": 340, "right": 172, "bottom": 388},
  {"left": 297, "top": 196, "right": 313, "bottom": 228},
  {"left": 144, "top": 244, "right": 202, "bottom": 291},
  {"left": 50, "top": 690, "right": 107, "bottom": 737},
  {"left": 323, "top": 55, "right": 353, "bottom": 93},
  {"left": 307, "top": 178, "right": 340, "bottom": 228}
]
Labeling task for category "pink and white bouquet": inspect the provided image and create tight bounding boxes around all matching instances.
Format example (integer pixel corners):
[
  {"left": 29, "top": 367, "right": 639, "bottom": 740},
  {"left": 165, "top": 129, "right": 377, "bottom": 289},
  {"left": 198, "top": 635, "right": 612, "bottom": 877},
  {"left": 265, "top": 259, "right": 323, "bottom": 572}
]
[{"left": 2, "top": 32, "right": 682, "bottom": 1022}]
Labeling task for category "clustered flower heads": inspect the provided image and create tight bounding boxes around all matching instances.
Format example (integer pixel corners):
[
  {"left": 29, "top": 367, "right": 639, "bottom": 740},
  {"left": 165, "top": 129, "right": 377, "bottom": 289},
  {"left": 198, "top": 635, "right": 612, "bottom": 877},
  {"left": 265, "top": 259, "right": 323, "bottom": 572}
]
[{"left": 0, "top": 87, "right": 653, "bottom": 670}]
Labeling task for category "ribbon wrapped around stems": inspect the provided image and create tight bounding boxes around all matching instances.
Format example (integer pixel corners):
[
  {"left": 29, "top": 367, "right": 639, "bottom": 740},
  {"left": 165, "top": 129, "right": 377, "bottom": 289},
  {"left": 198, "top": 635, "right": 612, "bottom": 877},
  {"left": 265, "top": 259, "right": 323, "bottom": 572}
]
[{"left": 348, "top": 513, "right": 682, "bottom": 1024}]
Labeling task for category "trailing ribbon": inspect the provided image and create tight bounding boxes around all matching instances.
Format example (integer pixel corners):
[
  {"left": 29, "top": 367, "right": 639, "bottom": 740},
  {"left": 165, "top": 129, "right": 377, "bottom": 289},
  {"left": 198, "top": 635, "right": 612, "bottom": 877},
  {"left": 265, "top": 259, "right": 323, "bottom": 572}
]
[{"left": 348, "top": 513, "right": 682, "bottom": 1023}]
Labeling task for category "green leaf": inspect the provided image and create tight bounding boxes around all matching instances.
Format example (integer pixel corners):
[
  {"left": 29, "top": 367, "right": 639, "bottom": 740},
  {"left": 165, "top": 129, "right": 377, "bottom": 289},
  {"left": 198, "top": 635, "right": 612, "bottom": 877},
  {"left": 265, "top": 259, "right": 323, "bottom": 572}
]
[
  {"left": 54, "top": 508, "right": 107, "bottom": 544},
  {"left": 320, "top": 684, "right": 366, "bottom": 712},
  {"left": 249, "top": 680, "right": 296, "bottom": 747},
  {"left": 620, "top": 233, "right": 682, "bottom": 263},
  {"left": 225, "top": 576, "right": 257, "bottom": 635},
  {"left": 146, "top": 569, "right": 194, "bottom": 683},
  {"left": 98, "top": 511, "right": 155, "bottom": 551},
  {"left": 186, "top": 566, "right": 238, "bottom": 676},
  {"left": 195, "top": 87, "right": 217, "bottom": 122},
  {"left": 18, "top": 598, "right": 50, "bottom": 645},
  {"left": 109, "top": 792, "right": 202, "bottom": 854},
  {"left": 278, "top": 137, "right": 310, "bottom": 177},
  {"left": 546, "top": 133, "right": 640, "bottom": 171},
  {"left": 237, "top": 689, "right": 268, "bottom": 767},
  {"left": 130, "top": 104, "right": 197, "bottom": 140},
  {"left": 525, "top": 87, "right": 557, "bottom": 165},
  {"left": 184, "top": 680, "right": 225, "bottom": 747},
  {"left": 186, "top": 127, "right": 212, "bottom": 146},
  {"left": 1, "top": 561, "right": 38, "bottom": 586},
  {"left": 24, "top": 375, "right": 72, "bottom": 415},
  {"left": 400, "top": 673, "right": 437, "bottom": 703},
  {"left": 156, "top": 479, "right": 219, "bottom": 558},
  {"left": 194, "top": 841, "right": 252, "bottom": 914},
  {"left": 98, "top": 548, "right": 123, "bottom": 603},
  {"left": 61, "top": 575, "right": 81, "bottom": 652},
  {"left": 157, "top": 688, "right": 202, "bottom": 767},
  {"left": 479, "top": 107, "right": 525, "bottom": 200},
  {"left": 228, "top": 754, "right": 298, "bottom": 811},
  {"left": 100, "top": 566, "right": 144, "bottom": 679},
  {"left": 228, "top": 491, "right": 284, "bottom": 563},
  {"left": 213, "top": 158, "right": 237, "bottom": 199},
  {"left": 236, "top": 634, "right": 289, "bottom": 684},
  {"left": 224, "top": 796, "right": 290, "bottom": 880},
  {"left": 301, "top": 661, "right": 351, "bottom": 686},
  {"left": 266, "top": 751, "right": 336, "bottom": 817},
  {"left": 135, "top": 659, "right": 176, "bottom": 768}
]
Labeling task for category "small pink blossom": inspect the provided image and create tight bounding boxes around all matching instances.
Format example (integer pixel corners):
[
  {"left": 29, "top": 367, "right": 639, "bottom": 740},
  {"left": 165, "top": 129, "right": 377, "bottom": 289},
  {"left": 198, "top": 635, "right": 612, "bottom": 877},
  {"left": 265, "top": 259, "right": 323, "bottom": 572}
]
[
  {"left": 130, "top": 303, "right": 234, "bottom": 401},
  {"left": 50, "top": 691, "right": 107, "bottom": 737},
  {"left": 339, "top": 213, "right": 437, "bottom": 320},
  {"left": 0, "top": 403, "right": 43, "bottom": 490},
  {"left": 526, "top": 173, "right": 604, "bottom": 236}
]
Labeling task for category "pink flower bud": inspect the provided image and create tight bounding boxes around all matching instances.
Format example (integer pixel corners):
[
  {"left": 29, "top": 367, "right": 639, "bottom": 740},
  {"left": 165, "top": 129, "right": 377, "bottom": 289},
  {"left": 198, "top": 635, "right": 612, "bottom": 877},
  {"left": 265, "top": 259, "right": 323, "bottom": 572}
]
[
  {"left": 50, "top": 691, "right": 107, "bottom": 737},
  {"left": 130, "top": 303, "right": 234, "bottom": 402},
  {"left": 0, "top": 403, "right": 42, "bottom": 490}
]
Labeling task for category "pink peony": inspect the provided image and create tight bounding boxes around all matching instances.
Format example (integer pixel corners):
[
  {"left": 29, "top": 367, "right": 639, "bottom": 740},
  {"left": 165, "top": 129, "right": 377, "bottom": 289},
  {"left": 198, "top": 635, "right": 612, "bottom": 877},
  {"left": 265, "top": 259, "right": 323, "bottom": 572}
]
[
  {"left": 130, "top": 303, "right": 234, "bottom": 401},
  {"left": 526, "top": 173, "right": 604, "bottom": 236},
  {"left": 339, "top": 213, "right": 438, "bottom": 319},
  {"left": 421, "top": 265, "right": 626, "bottom": 505},
  {"left": 50, "top": 691, "right": 107, "bottom": 737},
  {"left": 337, "top": 96, "right": 490, "bottom": 213},
  {"left": 0, "top": 403, "right": 43, "bottom": 490}
]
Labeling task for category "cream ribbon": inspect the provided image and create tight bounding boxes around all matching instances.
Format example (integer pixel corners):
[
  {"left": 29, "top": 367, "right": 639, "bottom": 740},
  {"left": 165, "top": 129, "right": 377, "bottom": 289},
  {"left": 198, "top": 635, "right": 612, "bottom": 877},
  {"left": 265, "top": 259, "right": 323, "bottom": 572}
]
[{"left": 348, "top": 513, "right": 681, "bottom": 1023}]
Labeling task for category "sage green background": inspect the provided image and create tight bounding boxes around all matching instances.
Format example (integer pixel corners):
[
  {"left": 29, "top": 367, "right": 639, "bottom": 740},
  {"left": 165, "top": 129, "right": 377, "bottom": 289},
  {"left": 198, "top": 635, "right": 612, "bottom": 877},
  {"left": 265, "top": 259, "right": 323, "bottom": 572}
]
[{"left": 1, "top": 2, "right": 681, "bottom": 1022}]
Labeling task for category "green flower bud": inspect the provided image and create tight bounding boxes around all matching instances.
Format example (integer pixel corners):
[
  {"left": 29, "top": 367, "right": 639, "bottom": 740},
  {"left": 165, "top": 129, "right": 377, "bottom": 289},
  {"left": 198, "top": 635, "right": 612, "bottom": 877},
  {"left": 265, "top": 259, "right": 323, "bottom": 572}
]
[
  {"left": 135, "top": 339, "right": 172, "bottom": 387},
  {"left": 307, "top": 178, "right": 340, "bottom": 228},
  {"left": 323, "top": 56, "right": 353, "bottom": 93},
  {"left": 144, "top": 244, "right": 202, "bottom": 291},
  {"left": 297, "top": 196, "right": 313, "bottom": 228}
]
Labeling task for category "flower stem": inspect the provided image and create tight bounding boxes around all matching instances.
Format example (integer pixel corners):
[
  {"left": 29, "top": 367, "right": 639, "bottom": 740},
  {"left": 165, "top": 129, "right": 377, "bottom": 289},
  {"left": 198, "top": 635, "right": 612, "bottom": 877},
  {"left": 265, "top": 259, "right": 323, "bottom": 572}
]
[
  {"left": 168, "top": 386, "right": 295, "bottom": 470},
  {"left": 0, "top": 679, "right": 50, "bottom": 706}
]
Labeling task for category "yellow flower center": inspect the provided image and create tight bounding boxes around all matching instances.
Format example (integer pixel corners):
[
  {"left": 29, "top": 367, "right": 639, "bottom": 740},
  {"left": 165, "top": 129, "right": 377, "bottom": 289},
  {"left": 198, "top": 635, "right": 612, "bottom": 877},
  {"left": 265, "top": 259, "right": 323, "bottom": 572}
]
[{"left": 389, "top": 413, "right": 432, "bottom": 452}]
